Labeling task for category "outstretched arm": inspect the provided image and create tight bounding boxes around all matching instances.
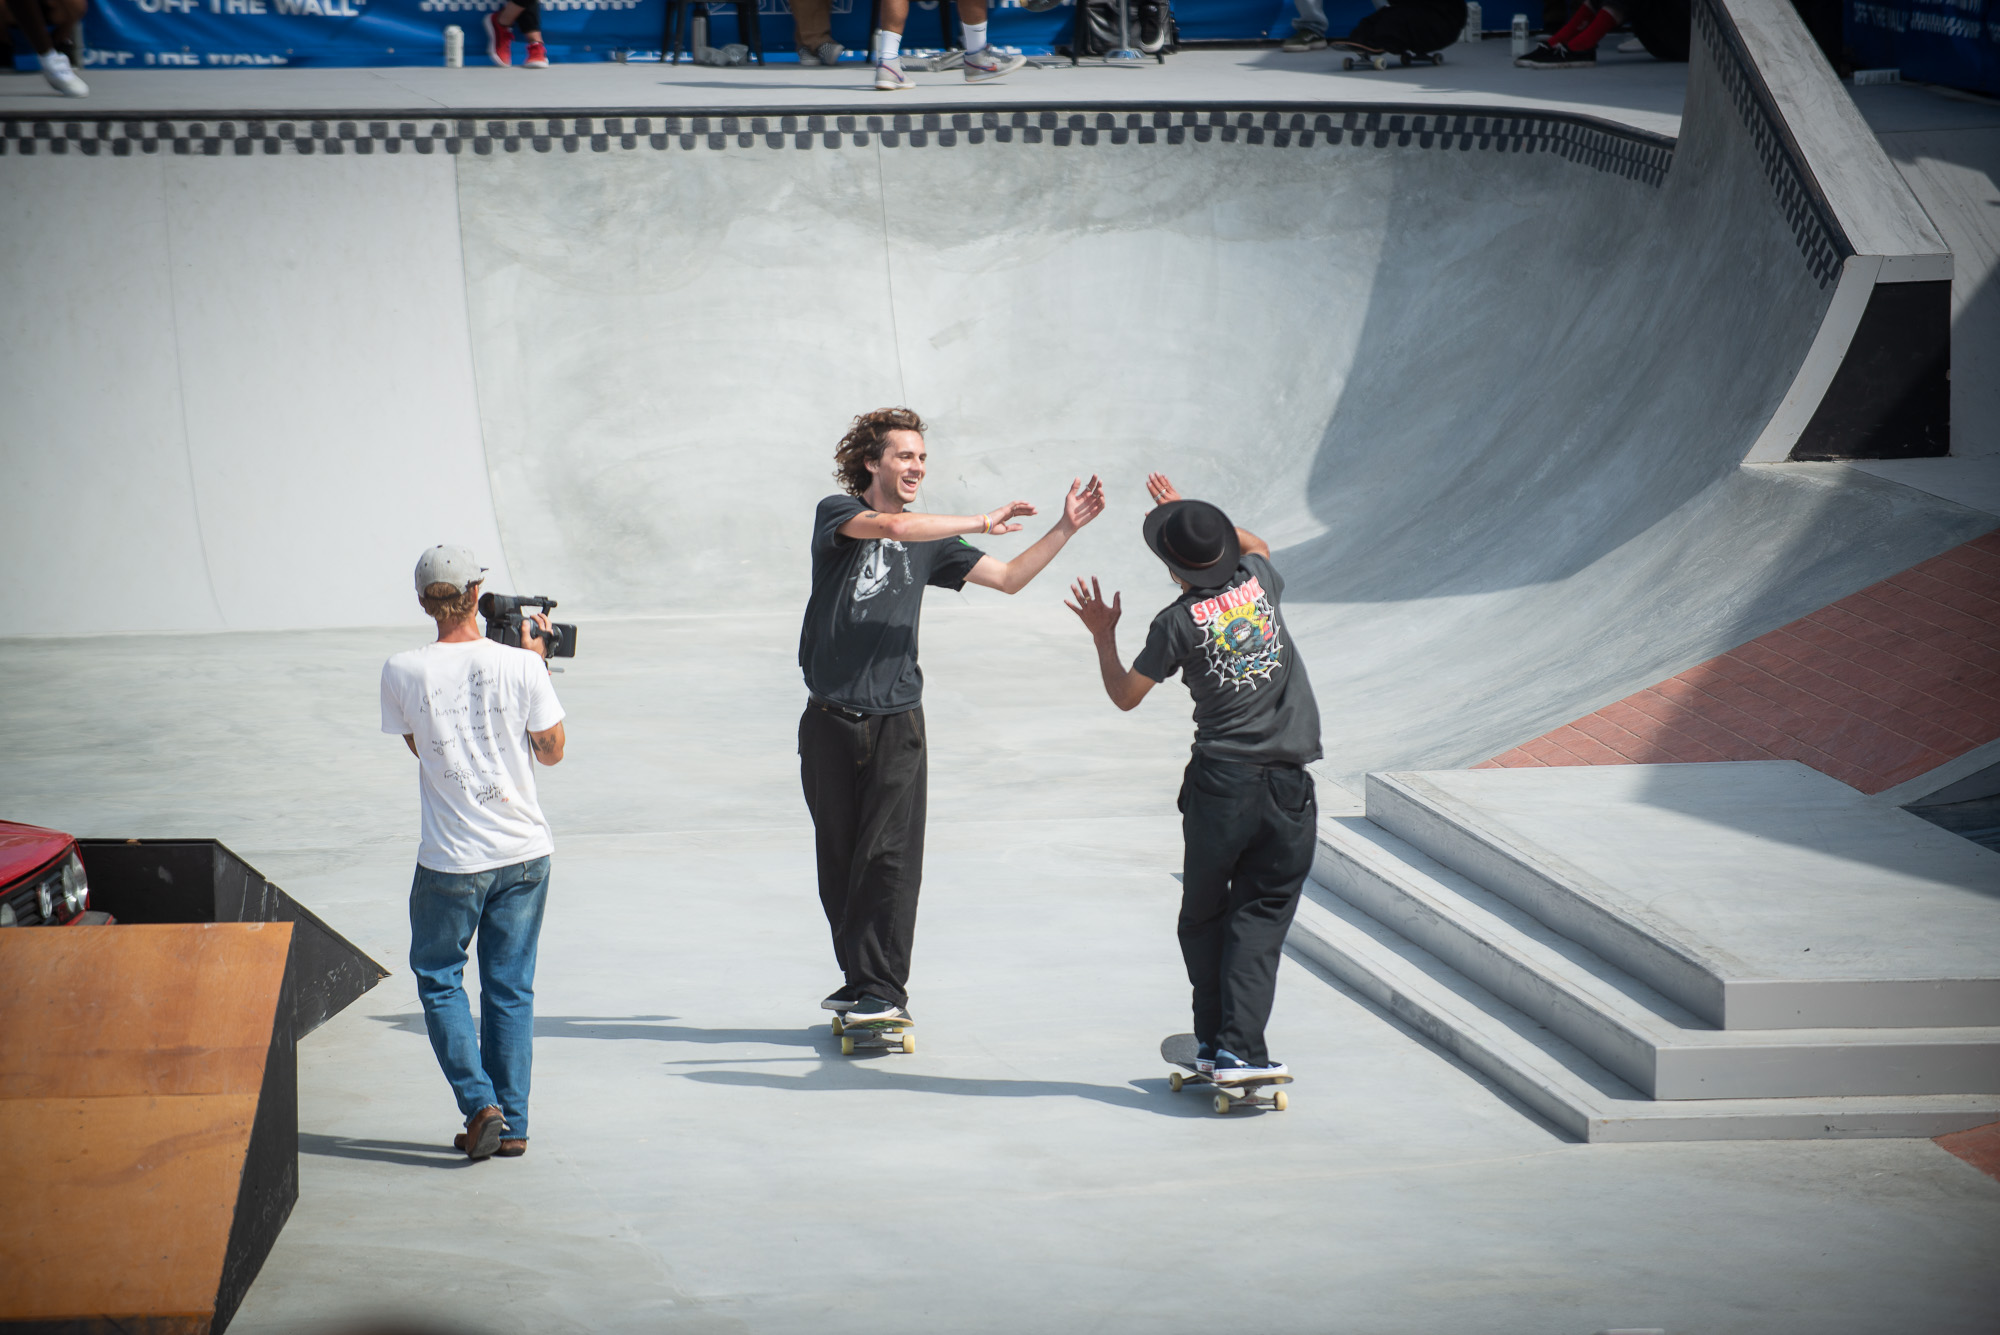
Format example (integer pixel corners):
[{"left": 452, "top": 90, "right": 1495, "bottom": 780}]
[
  {"left": 1146, "top": 471, "right": 1268, "bottom": 557},
  {"left": 840, "top": 502, "right": 1035, "bottom": 544},
  {"left": 1064, "top": 577, "right": 1157, "bottom": 712},
  {"left": 966, "top": 476, "right": 1106, "bottom": 595}
]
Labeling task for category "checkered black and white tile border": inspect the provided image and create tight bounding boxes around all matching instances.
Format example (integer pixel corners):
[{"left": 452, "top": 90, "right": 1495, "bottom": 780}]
[
  {"left": 0, "top": 106, "right": 1673, "bottom": 185},
  {"left": 1695, "top": 0, "right": 1846, "bottom": 288}
]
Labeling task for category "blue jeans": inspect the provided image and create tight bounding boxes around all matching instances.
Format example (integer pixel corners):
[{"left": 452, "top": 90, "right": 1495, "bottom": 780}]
[{"left": 409, "top": 856, "right": 551, "bottom": 1138}]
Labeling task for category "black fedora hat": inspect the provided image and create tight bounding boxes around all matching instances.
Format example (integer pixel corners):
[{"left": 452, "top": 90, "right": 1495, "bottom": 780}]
[{"left": 1143, "top": 499, "right": 1241, "bottom": 590}]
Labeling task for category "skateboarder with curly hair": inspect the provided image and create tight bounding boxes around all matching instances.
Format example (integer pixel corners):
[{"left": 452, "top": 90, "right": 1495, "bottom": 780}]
[
  {"left": 1064, "top": 473, "right": 1322, "bottom": 1086},
  {"left": 799, "top": 407, "right": 1103, "bottom": 1030}
]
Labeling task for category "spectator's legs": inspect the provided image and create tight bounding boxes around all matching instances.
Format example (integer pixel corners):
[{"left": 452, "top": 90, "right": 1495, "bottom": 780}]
[
  {"left": 875, "top": 0, "right": 985, "bottom": 39},
  {"left": 1562, "top": 0, "right": 1620, "bottom": 48},
  {"left": 43, "top": 0, "right": 84, "bottom": 63},
  {"left": 13, "top": 0, "right": 87, "bottom": 93},
  {"left": 1291, "top": 0, "right": 1328, "bottom": 37},
  {"left": 790, "top": 0, "right": 833, "bottom": 52},
  {"left": 7, "top": 0, "right": 53, "bottom": 54},
  {"left": 1546, "top": 1, "right": 1597, "bottom": 44}
]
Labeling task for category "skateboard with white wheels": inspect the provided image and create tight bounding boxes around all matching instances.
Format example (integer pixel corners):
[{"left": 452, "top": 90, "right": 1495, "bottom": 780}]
[
  {"left": 1331, "top": 40, "right": 1446, "bottom": 70},
  {"left": 1160, "top": 1033, "right": 1291, "bottom": 1114},
  {"left": 832, "top": 1011, "right": 916, "bottom": 1055}
]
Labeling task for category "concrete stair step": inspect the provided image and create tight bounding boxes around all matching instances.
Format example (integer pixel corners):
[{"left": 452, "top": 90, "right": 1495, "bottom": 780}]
[
  {"left": 1285, "top": 884, "right": 2000, "bottom": 1143},
  {"left": 1362, "top": 767, "right": 2000, "bottom": 1030},
  {"left": 1314, "top": 815, "right": 2000, "bottom": 1100}
]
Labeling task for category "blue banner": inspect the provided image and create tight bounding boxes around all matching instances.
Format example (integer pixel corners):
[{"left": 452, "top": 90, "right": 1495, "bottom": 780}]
[
  {"left": 32, "top": 0, "right": 1347, "bottom": 70},
  {"left": 1847, "top": 0, "right": 2000, "bottom": 97}
]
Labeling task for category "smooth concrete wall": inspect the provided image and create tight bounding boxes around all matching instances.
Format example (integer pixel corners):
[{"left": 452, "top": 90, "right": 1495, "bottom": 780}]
[
  {"left": 2, "top": 0, "right": 1989, "bottom": 779},
  {"left": 0, "top": 150, "right": 514, "bottom": 634}
]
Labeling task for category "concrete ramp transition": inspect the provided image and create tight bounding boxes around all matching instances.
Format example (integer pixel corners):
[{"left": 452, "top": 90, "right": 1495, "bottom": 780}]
[{"left": 1, "top": 0, "right": 1987, "bottom": 785}]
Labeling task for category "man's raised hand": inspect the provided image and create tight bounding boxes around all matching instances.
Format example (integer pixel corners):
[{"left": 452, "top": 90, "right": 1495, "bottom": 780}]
[
  {"left": 1064, "top": 576, "right": 1122, "bottom": 638},
  {"left": 1145, "top": 473, "right": 1182, "bottom": 508},
  {"left": 1061, "top": 476, "right": 1107, "bottom": 533},
  {"left": 984, "top": 500, "right": 1037, "bottom": 536}
]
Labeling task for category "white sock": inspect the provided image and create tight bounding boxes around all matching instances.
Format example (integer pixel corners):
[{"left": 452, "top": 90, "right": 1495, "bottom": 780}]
[
  {"left": 873, "top": 28, "right": 901, "bottom": 62},
  {"left": 962, "top": 20, "right": 987, "bottom": 52}
]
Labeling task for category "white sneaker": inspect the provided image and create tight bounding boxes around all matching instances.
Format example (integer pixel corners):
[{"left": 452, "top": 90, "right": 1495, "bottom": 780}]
[
  {"left": 1211, "top": 1056, "right": 1289, "bottom": 1084},
  {"left": 798, "top": 43, "right": 820, "bottom": 65},
  {"left": 816, "top": 41, "right": 845, "bottom": 66},
  {"left": 874, "top": 57, "right": 915, "bottom": 90},
  {"left": 40, "top": 50, "right": 89, "bottom": 98},
  {"left": 963, "top": 45, "right": 1026, "bottom": 82}
]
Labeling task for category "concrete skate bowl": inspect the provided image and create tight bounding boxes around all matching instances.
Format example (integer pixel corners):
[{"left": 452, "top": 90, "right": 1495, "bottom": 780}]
[{"left": 1, "top": 0, "right": 1989, "bottom": 785}]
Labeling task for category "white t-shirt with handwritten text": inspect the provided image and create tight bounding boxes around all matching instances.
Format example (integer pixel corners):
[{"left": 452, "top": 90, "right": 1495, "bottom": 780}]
[{"left": 380, "top": 639, "right": 565, "bottom": 874}]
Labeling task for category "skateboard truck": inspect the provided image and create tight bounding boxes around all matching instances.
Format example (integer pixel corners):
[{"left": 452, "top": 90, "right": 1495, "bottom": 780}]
[{"left": 831, "top": 1011, "right": 916, "bottom": 1055}]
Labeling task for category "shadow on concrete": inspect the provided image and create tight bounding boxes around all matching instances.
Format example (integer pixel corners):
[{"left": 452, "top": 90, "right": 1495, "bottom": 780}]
[
  {"left": 297, "top": 1132, "right": 478, "bottom": 1170},
  {"left": 678, "top": 1064, "right": 1227, "bottom": 1117},
  {"left": 372, "top": 1013, "right": 825, "bottom": 1048}
]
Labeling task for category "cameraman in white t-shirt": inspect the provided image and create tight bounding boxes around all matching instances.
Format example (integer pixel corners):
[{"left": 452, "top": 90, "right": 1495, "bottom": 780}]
[{"left": 381, "top": 545, "right": 566, "bottom": 1162}]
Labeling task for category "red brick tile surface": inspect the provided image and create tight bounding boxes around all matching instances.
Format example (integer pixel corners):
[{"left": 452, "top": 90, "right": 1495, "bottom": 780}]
[
  {"left": 1935, "top": 1121, "right": 2000, "bottom": 1183},
  {"left": 1481, "top": 535, "right": 2000, "bottom": 794}
]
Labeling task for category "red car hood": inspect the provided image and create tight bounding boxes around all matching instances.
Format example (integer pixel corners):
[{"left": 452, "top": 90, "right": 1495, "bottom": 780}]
[{"left": 0, "top": 820, "right": 76, "bottom": 889}]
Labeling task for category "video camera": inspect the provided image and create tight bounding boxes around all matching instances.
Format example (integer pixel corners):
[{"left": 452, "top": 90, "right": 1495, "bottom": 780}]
[{"left": 479, "top": 592, "right": 579, "bottom": 659}]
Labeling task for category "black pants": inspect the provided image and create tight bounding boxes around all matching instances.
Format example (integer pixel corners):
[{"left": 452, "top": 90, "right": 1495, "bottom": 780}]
[
  {"left": 799, "top": 703, "right": 928, "bottom": 1008},
  {"left": 1177, "top": 754, "right": 1316, "bottom": 1065}
]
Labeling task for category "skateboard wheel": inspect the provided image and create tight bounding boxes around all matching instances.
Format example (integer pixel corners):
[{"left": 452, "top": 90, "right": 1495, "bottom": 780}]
[
  {"left": 1214, "top": 1093, "right": 1232, "bottom": 1114},
  {"left": 840, "top": 1035, "right": 855, "bottom": 1056},
  {"left": 1341, "top": 56, "right": 1356, "bottom": 69},
  {"left": 1373, "top": 54, "right": 1390, "bottom": 70},
  {"left": 1273, "top": 1089, "right": 1289, "bottom": 1112},
  {"left": 1434, "top": 51, "right": 1445, "bottom": 64},
  {"left": 831, "top": 1015, "right": 844, "bottom": 1036},
  {"left": 1169, "top": 1072, "right": 1185, "bottom": 1093},
  {"left": 901, "top": 1032, "right": 915, "bottom": 1054}
]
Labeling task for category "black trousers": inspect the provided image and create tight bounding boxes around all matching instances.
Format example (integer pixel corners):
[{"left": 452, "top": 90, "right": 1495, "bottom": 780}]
[
  {"left": 1177, "top": 754, "right": 1317, "bottom": 1065},
  {"left": 799, "top": 703, "right": 928, "bottom": 1008}
]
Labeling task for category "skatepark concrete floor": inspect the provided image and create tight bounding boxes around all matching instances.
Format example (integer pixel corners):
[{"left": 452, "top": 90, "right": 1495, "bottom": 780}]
[{"left": 6, "top": 603, "right": 1999, "bottom": 1335}]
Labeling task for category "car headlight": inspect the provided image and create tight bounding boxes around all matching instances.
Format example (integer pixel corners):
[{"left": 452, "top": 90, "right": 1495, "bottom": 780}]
[{"left": 61, "top": 852, "right": 89, "bottom": 917}]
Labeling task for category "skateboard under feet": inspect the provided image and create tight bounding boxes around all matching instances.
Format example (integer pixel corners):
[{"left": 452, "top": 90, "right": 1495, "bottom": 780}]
[
  {"left": 1161, "top": 1033, "right": 1292, "bottom": 1114},
  {"left": 831, "top": 1011, "right": 915, "bottom": 1055},
  {"left": 1332, "top": 40, "right": 1446, "bottom": 71}
]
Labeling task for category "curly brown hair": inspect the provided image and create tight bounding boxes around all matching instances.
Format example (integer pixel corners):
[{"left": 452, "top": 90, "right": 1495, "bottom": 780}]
[
  {"left": 833, "top": 407, "right": 926, "bottom": 497},
  {"left": 419, "top": 581, "right": 480, "bottom": 625}
]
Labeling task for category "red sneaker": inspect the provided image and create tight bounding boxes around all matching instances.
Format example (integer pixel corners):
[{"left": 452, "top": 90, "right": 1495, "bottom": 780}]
[
  {"left": 525, "top": 40, "right": 549, "bottom": 68},
  {"left": 486, "top": 11, "right": 513, "bottom": 66}
]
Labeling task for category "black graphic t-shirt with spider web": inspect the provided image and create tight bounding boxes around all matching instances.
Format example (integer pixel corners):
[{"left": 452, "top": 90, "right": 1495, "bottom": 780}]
[
  {"left": 799, "top": 494, "right": 985, "bottom": 714},
  {"left": 1133, "top": 553, "right": 1323, "bottom": 766}
]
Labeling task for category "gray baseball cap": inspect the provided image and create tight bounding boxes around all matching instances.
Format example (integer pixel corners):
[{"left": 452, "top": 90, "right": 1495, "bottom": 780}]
[{"left": 414, "top": 545, "right": 488, "bottom": 593}]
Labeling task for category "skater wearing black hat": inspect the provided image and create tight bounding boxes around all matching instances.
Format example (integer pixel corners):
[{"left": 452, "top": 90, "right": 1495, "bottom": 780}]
[{"left": 1064, "top": 473, "right": 1322, "bottom": 1086}]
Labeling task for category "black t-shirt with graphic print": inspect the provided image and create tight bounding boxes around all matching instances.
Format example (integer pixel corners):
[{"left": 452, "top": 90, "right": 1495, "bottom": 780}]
[
  {"left": 799, "top": 494, "right": 986, "bottom": 715},
  {"left": 1131, "top": 552, "right": 1323, "bottom": 766}
]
